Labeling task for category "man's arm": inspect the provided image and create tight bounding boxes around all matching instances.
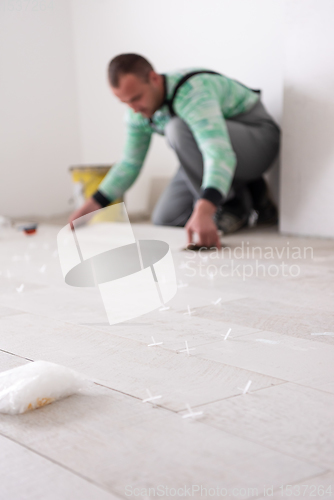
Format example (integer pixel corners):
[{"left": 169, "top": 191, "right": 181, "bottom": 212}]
[
  {"left": 174, "top": 80, "right": 237, "bottom": 247},
  {"left": 175, "top": 80, "right": 237, "bottom": 206},
  {"left": 93, "top": 120, "right": 152, "bottom": 205},
  {"left": 69, "top": 117, "right": 152, "bottom": 225}
]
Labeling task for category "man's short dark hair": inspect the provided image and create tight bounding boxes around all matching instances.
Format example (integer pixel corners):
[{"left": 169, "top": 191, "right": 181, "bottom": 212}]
[{"left": 108, "top": 54, "right": 154, "bottom": 87}]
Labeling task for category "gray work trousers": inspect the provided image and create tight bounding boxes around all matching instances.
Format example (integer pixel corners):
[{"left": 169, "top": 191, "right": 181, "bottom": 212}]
[{"left": 152, "top": 98, "right": 280, "bottom": 227}]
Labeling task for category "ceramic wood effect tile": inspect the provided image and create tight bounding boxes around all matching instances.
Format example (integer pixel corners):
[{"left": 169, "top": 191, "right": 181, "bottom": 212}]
[
  {"left": 0, "top": 434, "right": 119, "bottom": 500},
  {"left": 191, "top": 382, "right": 334, "bottom": 469},
  {"left": 191, "top": 330, "right": 334, "bottom": 394},
  {"left": 0, "top": 313, "right": 284, "bottom": 411},
  {"left": 0, "top": 377, "right": 325, "bottom": 498},
  {"left": 256, "top": 471, "right": 334, "bottom": 499},
  {"left": 192, "top": 297, "right": 334, "bottom": 344},
  {"left": 0, "top": 223, "right": 332, "bottom": 496}
]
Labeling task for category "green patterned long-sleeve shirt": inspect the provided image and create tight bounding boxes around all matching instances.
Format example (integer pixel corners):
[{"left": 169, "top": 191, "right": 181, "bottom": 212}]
[{"left": 96, "top": 68, "right": 260, "bottom": 204}]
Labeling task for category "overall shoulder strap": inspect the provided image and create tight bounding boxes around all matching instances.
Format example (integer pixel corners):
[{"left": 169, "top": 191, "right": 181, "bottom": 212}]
[
  {"left": 167, "top": 70, "right": 261, "bottom": 117},
  {"left": 167, "top": 70, "right": 221, "bottom": 116}
]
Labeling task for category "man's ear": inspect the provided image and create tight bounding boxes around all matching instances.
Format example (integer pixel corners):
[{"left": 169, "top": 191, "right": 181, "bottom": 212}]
[{"left": 149, "top": 70, "right": 159, "bottom": 84}]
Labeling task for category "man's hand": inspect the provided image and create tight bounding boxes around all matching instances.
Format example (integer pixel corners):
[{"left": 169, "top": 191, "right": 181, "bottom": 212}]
[
  {"left": 68, "top": 197, "right": 102, "bottom": 229},
  {"left": 186, "top": 199, "right": 221, "bottom": 249}
]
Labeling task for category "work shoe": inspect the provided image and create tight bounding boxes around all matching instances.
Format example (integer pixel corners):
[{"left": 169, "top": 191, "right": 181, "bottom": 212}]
[
  {"left": 214, "top": 191, "right": 250, "bottom": 235},
  {"left": 216, "top": 210, "right": 249, "bottom": 235},
  {"left": 246, "top": 177, "right": 278, "bottom": 225}
]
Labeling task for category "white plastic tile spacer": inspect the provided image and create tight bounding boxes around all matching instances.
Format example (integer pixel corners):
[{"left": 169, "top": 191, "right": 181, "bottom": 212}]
[
  {"left": 222, "top": 328, "right": 231, "bottom": 340},
  {"left": 148, "top": 336, "right": 163, "bottom": 347},
  {"left": 238, "top": 380, "right": 252, "bottom": 395},
  {"left": 184, "top": 305, "right": 195, "bottom": 316},
  {"left": 142, "top": 389, "right": 162, "bottom": 404},
  {"left": 177, "top": 280, "right": 188, "bottom": 288},
  {"left": 182, "top": 403, "right": 203, "bottom": 419},
  {"left": 178, "top": 340, "right": 195, "bottom": 356}
]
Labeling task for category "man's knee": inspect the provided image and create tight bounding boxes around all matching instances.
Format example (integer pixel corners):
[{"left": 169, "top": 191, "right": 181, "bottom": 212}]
[
  {"left": 151, "top": 203, "right": 191, "bottom": 227},
  {"left": 165, "top": 117, "right": 191, "bottom": 149},
  {"left": 151, "top": 205, "right": 172, "bottom": 226},
  {"left": 151, "top": 212, "right": 167, "bottom": 226}
]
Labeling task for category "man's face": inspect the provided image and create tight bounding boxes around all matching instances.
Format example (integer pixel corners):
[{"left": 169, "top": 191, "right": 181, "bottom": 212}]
[{"left": 111, "top": 71, "right": 162, "bottom": 119}]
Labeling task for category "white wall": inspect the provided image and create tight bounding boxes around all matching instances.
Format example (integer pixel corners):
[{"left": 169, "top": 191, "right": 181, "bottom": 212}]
[
  {"left": 279, "top": 0, "right": 334, "bottom": 238},
  {"left": 4, "top": 0, "right": 332, "bottom": 239},
  {"left": 70, "top": 0, "right": 283, "bottom": 215},
  {"left": 0, "top": 0, "right": 283, "bottom": 220},
  {"left": 0, "top": 0, "right": 81, "bottom": 219}
]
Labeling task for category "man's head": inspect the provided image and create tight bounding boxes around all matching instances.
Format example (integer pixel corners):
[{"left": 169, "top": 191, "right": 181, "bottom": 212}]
[{"left": 108, "top": 54, "right": 164, "bottom": 118}]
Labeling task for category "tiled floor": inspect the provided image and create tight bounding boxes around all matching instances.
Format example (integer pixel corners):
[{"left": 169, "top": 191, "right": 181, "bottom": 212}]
[{"left": 0, "top": 222, "right": 333, "bottom": 499}]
